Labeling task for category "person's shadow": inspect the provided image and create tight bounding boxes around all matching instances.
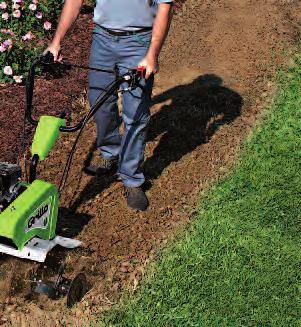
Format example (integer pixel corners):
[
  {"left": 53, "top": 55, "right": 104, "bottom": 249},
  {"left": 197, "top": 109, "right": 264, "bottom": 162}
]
[
  {"left": 144, "top": 74, "right": 243, "bottom": 180},
  {"left": 70, "top": 74, "right": 243, "bottom": 211}
]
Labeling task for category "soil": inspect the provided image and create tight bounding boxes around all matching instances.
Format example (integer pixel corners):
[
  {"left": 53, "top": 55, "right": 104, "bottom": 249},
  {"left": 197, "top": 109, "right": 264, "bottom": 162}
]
[{"left": 0, "top": 0, "right": 301, "bottom": 325}]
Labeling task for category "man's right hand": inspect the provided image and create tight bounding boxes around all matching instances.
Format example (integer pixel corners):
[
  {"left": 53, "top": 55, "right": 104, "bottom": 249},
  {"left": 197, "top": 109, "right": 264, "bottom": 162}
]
[{"left": 44, "top": 42, "right": 61, "bottom": 62}]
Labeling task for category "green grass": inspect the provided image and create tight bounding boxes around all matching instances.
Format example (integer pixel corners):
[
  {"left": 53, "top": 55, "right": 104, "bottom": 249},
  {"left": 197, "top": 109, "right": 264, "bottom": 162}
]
[{"left": 99, "top": 58, "right": 301, "bottom": 327}]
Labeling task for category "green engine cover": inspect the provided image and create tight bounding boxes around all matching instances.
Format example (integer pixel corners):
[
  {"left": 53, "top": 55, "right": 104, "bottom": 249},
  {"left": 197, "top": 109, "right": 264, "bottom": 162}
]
[
  {"left": 0, "top": 180, "right": 59, "bottom": 250},
  {"left": 31, "top": 115, "right": 66, "bottom": 161}
]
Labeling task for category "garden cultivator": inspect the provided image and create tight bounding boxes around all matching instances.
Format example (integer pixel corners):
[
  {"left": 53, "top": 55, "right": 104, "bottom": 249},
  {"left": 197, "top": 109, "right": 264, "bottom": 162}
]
[{"left": 0, "top": 52, "right": 145, "bottom": 263}]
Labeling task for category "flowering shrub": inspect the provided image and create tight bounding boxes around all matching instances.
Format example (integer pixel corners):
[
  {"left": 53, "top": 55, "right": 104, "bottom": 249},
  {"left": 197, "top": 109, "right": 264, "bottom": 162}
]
[{"left": 0, "top": 0, "right": 62, "bottom": 83}]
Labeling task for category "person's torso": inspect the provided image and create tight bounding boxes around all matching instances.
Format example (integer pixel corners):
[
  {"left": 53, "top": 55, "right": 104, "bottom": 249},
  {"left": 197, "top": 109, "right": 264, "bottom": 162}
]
[{"left": 94, "top": 0, "right": 159, "bottom": 31}]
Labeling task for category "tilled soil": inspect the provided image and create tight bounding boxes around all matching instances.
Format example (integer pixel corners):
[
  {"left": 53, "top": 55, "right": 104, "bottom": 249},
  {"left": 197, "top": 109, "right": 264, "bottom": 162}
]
[{"left": 0, "top": 0, "right": 301, "bottom": 325}]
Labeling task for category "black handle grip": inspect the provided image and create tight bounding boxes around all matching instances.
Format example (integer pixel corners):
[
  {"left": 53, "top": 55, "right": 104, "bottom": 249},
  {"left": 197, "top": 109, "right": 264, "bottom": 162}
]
[
  {"left": 25, "top": 56, "right": 41, "bottom": 126},
  {"left": 41, "top": 51, "right": 54, "bottom": 64},
  {"left": 25, "top": 52, "right": 58, "bottom": 126}
]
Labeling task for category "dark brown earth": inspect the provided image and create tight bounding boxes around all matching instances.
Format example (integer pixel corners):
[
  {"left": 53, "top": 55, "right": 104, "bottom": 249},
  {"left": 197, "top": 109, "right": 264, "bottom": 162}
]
[{"left": 0, "top": 0, "right": 301, "bottom": 325}]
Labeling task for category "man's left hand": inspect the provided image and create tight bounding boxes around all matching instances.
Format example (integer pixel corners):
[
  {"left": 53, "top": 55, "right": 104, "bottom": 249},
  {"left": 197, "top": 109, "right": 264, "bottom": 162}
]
[{"left": 138, "top": 52, "right": 159, "bottom": 79}]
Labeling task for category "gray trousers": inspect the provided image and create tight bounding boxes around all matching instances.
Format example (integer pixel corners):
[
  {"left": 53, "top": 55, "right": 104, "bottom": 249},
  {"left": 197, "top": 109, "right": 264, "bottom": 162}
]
[{"left": 88, "top": 27, "right": 154, "bottom": 187}]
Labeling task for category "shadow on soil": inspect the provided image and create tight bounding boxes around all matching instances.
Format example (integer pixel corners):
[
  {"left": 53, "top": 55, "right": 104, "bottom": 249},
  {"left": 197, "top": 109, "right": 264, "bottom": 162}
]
[
  {"left": 42, "top": 208, "right": 93, "bottom": 270},
  {"left": 56, "top": 207, "right": 93, "bottom": 238},
  {"left": 71, "top": 74, "right": 243, "bottom": 211}
]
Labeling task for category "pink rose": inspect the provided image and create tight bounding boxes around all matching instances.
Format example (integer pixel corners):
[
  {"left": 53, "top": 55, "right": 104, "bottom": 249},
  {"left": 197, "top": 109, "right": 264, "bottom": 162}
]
[
  {"left": 3, "top": 66, "right": 13, "bottom": 76},
  {"left": 0, "top": 45, "right": 6, "bottom": 52},
  {"left": 22, "top": 31, "right": 34, "bottom": 41},
  {"left": 12, "top": 3, "right": 20, "bottom": 9},
  {"left": 12, "top": 9, "right": 21, "bottom": 18},
  {"left": 1, "top": 29, "right": 15, "bottom": 36},
  {"left": 0, "top": 2, "right": 7, "bottom": 9},
  {"left": 32, "top": 0, "right": 38, "bottom": 4},
  {"left": 1, "top": 12, "right": 8, "bottom": 20},
  {"left": 3, "top": 39, "right": 12, "bottom": 48},
  {"left": 35, "top": 11, "right": 42, "bottom": 19},
  {"left": 29, "top": 3, "right": 36, "bottom": 11},
  {"left": 43, "top": 21, "right": 52, "bottom": 30}
]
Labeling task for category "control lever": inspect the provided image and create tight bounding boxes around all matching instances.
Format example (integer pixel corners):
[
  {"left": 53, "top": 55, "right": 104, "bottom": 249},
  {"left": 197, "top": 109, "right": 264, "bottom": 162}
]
[{"left": 121, "top": 67, "right": 146, "bottom": 93}]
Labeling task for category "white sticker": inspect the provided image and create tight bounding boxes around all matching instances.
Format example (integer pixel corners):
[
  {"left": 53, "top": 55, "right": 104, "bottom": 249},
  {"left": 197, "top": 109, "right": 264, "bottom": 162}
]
[{"left": 25, "top": 200, "right": 52, "bottom": 233}]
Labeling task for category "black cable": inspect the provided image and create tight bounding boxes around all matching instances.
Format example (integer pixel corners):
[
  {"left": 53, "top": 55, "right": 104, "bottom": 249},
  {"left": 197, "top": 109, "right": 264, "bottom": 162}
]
[
  {"left": 41, "top": 60, "right": 116, "bottom": 74},
  {"left": 63, "top": 62, "right": 115, "bottom": 74},
  {"left": 116, "top": 64, "right": 132, "bottom": 71},
  {"left": 58, "top": 106, "right": 90, "bottom": 193},
  {"left": 58, "top": 77, "right": 122, "bottom": 193}
]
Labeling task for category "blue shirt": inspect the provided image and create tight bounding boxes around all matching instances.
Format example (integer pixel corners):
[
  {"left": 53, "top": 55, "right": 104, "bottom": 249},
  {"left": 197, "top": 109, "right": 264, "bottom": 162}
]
[{"left": 94, "top": 0, "right": 173, "bottom": 31}]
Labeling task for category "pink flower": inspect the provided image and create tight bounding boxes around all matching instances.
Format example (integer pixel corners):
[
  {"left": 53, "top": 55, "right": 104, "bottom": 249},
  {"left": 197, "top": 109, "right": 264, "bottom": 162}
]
[
  {"left": 13, "top": 75, "right": 23, "bottom": 83},
  {"left": 1, "top": 29, "right": 15, "bottom": 36},
  {"left": 32, "top": 0, "right": 38, "bottom": 4},
  {"left": 3, "top": 66, "right": 13, "bottom": 75},
  {"left": 12, "top": 9, "right": 21, "bottom": 18},
  {"left": 0, "top": 45, "right": 6, "bottom": 52},
  {"left": 12, "top": 3, "right": 20, "bottom": 9},
  {"left": 35, "top": 11, "right": 42, "bottom": 19},
  {"left": 29, "top": 3, "right": 36, "bottom": 11},
  {"left": 22, "top": 31, "right": 34, "bottom": 41},
  {"left": 1, "top": 12, "right": 8, "bottom": 20},
  {"left": 0, "top": 2, "right": 7, "bottom": 9},
  {"left": 43, "top": 21, "right": 52, "bottom": 30},
  {"left": 3, "top": 39, "right": 12, "bottom": 47},
  {"left": 14, "top": 0, "right": 23, "bottom": 3}
]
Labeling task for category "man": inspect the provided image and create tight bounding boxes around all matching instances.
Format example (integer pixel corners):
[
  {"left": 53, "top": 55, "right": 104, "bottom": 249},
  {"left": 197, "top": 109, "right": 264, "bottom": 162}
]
[{"left": 46, "top": 0, "right": 173, "bottom": 211}]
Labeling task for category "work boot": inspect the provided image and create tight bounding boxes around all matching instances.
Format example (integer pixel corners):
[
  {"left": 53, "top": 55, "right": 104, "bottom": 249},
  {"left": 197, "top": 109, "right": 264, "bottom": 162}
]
[
  {"left": 85, "top": 155, "right": 118, "bottom": 176},
  {"left": 125, "top": 186, "right": 149, "bottom": 211}
]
